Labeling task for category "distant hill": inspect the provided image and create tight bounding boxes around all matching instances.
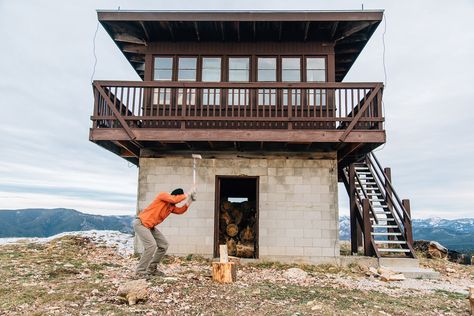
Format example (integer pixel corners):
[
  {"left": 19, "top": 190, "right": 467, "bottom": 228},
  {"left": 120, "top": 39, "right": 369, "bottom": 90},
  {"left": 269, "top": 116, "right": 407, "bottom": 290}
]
[
  {"left": 0, "top": 209, "right": 133, "bottom": 237},
  {"left": 340, "top": 216, "right": 474, "bottom": 253}
]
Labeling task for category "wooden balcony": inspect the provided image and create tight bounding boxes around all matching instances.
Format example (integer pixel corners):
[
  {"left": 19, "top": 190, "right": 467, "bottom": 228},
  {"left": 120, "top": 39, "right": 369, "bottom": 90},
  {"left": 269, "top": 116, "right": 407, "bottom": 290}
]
[{"left": 90, "top": 81, "right": 385, "bottom": 165}]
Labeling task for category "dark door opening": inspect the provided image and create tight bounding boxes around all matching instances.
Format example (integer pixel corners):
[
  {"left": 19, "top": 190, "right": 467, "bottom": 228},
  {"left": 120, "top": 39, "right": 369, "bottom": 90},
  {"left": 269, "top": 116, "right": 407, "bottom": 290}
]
[{"left": 214, "top": 176, "right": 259, "bottom": 259}]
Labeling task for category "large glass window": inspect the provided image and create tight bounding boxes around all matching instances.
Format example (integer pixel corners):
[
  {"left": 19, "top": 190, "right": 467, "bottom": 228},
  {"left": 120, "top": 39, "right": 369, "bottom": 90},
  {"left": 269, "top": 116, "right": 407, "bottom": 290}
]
[
  {"left": 202, "top": 57, "right": 221, "bottom": 82},
  {"left": 257, "top": 58, "right": 277, "bottom": 82},
  {"left": 153, "top": 57, "right": 173, "bottom": 81},
  {"left": 178, "top": 57, "right": 197, "bottom": 81},
  {"left": 306, "top": 57, "right": 326, "bottom": 82},
  {"left": 282, "top": 57, "right": 301, "bottom": 82},
  {"left": 229, "top": 57, "right": 250, "bottom": 82}
]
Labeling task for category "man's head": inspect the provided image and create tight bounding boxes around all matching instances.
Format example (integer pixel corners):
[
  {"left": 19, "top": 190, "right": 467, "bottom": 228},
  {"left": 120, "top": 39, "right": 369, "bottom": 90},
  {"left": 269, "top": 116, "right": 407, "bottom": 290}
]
[{"left": 170, "top": 188, "right": 184, "bottom": 196}]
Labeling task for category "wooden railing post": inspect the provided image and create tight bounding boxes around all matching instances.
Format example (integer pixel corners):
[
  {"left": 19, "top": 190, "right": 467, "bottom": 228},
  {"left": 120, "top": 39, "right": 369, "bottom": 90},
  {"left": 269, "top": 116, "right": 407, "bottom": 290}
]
[
  {"left": 384, "top": 167, "right": 395, "bottom": 240},
  {"left": 362, "top": 198, "right": 373, "bottom": 256},
  {"left": 349, "top": 164, "right": 358, "bottom": 254},
  {"left": 402, "top": 199, "right": 414, "bottom": 245}
]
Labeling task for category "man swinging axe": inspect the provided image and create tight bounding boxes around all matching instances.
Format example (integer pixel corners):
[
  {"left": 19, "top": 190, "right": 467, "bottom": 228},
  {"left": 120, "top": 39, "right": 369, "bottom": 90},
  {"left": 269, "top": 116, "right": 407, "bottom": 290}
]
[
  {"left": 133, "top": 187, "right": 196, "bottom": 277},
  {"left": 133, "top": 154, "right": 201, "bottom": 278}
]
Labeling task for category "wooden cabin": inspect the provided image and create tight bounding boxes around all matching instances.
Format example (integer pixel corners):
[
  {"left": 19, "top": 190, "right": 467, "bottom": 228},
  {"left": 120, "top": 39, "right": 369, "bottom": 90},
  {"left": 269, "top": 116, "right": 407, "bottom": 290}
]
[{"left": 90, "top": 10, "right": 415, "bottom": 263}]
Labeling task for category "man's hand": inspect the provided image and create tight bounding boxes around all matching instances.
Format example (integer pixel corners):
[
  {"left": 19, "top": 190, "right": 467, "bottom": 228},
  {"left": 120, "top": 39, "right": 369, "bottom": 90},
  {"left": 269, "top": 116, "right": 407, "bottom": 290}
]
[{"left": 188, "top": 187, "right": 197, "bottom": 201}]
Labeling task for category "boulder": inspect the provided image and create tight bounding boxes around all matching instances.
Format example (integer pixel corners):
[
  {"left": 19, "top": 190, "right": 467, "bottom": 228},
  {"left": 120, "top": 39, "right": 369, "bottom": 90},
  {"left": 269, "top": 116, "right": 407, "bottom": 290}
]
[
  {"left": 283, "top": 268, "right": 308, "bottom": 281},
  {"left": 117, "top": 279, "right": 148, "bottom": 305}
]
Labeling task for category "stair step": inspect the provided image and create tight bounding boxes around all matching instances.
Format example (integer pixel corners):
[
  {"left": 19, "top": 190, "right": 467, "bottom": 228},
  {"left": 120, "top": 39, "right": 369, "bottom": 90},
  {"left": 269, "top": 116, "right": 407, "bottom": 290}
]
[
  {"left": 371, "top": 232, "right": 402, "bottom": 236},
  {"left": 374, "top": 240, "right": 406, "bottom": 244},
  {"left": 378, "top": 248, "right": 411, "bottom": 253},
  {"left": 372, "top": 205, "right": 388, "bottom": 208},
  {"left": 372, "top": 225, "right": 399, "bottom": 228},
  {"left": 373, "top": 211, "right": 392, "bottom": 214}
]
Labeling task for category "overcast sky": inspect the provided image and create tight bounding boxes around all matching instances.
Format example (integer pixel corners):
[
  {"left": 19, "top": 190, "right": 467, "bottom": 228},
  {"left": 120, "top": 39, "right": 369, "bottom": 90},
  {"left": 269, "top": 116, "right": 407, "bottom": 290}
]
[{"left": 1, "top": 0, "right": 473, "bottom": 218}]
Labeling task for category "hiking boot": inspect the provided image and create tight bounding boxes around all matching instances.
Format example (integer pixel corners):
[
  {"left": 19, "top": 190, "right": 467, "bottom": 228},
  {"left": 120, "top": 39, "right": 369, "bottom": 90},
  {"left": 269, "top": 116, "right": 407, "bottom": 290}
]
[
  {"left": 148, "top": 269, "right": 165, "bottom": 277},
  {"left": 133, "top": 272, "right": 151, "bottom": 280}
]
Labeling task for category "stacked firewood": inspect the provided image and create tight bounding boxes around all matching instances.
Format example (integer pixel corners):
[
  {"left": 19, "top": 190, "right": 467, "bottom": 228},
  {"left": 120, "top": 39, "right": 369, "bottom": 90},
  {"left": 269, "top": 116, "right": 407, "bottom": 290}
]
[{"left": 219, "top": 200, "right": 256, "bottom": 258}]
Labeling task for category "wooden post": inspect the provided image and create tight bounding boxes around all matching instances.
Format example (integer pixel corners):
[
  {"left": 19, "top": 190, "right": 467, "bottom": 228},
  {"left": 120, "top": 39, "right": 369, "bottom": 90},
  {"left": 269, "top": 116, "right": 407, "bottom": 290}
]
[
  {"left": 349, "top": 164, "right": 358, "bottom": 254},
  {"left": 402, "top": 199, "right": 413, "bottom": 246},
  {"left": 362, "top": 198, "right": 373, "bottom": 256},
  {"left": 212, "top": 244, "right": 236, "bottom": 283},
  {"left": 384, "top": 167, "right": 394, "bottom": 240}
]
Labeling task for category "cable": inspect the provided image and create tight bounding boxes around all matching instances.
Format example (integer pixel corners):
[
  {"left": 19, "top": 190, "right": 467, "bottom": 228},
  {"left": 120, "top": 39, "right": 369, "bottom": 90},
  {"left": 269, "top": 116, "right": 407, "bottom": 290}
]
[
  {"left": 90, "top": 22, "right": 99, "bottom": 84},
  {"left": 373, "top": 12, "right": 388, "bottom": 153}
]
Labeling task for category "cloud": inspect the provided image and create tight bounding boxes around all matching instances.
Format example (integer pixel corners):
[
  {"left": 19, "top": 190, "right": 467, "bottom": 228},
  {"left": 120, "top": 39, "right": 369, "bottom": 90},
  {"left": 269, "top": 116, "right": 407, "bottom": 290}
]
[{"left": 1, "top": 0, "right": 473, "bottom": 219}]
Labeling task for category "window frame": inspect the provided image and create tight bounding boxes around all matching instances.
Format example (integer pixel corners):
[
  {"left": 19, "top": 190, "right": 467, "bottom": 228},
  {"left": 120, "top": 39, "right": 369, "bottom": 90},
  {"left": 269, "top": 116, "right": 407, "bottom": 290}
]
[
  {"left": 153, "top": 55, "right": 175, "bottom": 81},
  {"left": 177, "top": 56, "right": 198, "bottom": 82},
  {"left": 201, "top": 56, "right": 223, "bottom": 82},
  {"left": 304, "top": 56, "right": 327, "bottom": 82},
  {"left": 227, "top": 56, "right": 251, "bottom": 83},
  {"left": 281, "top": 56, "right": 302, "bottom": 82}
]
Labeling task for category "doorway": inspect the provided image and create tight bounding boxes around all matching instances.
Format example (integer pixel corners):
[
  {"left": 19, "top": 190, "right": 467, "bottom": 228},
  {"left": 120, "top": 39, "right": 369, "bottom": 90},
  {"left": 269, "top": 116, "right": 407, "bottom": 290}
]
[{"left": 214, "top": 176, "right": 259, "bottom": 258}]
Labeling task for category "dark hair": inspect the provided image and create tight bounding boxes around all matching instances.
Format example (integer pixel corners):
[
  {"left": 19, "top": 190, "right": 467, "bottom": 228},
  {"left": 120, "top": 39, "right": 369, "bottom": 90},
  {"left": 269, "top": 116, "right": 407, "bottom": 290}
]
[{"left": 170, "top": 188, "right": 184, "bottom": 196}]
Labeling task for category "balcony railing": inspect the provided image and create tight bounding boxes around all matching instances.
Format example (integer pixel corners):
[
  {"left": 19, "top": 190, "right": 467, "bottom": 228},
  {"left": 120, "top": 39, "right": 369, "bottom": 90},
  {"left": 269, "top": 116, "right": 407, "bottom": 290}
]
[{"left": 92, "top": 81, "right": 383, "bottom": 141}]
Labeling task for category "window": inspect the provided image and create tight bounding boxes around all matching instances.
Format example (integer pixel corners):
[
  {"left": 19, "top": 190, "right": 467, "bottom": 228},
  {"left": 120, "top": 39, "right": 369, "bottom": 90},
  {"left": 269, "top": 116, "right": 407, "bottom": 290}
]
[
  {"left": 178, "top": 57, "right": 197, "bottom": 81},
  {"left": 202, "top": 57, "right": 221, "bottom": 82},
  {"left": 153, "top": 57, "right": 173, "bottom": 81},
  {"left": 306, "top": 58, "right": 327, "bottom": 107},
  {"left": 306, "top": 57, "right": 326, "bottom": 82},
  {"left": 282, "top": 57, "right": 301, "bottom": 82},
  {"left": 229, "top": 57, "right": 250, "bottom": 82},
  {"left": 257, "top": 57, "right": 276, "bottom": 82}
]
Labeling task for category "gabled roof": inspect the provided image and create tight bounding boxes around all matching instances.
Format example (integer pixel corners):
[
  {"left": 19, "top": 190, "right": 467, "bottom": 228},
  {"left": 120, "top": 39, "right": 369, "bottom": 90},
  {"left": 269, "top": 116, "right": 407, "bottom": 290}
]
[{"left": 98, "top": 10, "right": 383, "bottom": 81}]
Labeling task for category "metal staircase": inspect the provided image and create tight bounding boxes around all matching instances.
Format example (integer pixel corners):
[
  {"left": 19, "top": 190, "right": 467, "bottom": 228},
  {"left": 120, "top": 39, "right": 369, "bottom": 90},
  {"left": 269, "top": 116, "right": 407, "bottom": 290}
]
[{"left": 343, "top": 153, "right": 416, "bottom": 258}]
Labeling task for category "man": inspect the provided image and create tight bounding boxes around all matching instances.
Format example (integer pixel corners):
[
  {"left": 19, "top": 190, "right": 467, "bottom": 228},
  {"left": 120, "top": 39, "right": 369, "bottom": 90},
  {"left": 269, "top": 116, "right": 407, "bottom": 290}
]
[{"left": 133, "top": 187, "right": 196, "bottom": 277}]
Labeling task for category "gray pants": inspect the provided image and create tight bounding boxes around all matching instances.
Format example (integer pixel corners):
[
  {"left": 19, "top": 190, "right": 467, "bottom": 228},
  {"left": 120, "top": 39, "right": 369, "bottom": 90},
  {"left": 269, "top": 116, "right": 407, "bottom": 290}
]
[{"left": 133, "top": 218, "right": 169, "bottom": 274}]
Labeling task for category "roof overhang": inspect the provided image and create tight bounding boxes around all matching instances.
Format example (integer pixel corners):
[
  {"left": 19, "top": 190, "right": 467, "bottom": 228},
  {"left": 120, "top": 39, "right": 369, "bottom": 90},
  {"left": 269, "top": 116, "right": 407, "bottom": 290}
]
[{"left": 97, "top": 10, "right": 383, "bottom": 81}]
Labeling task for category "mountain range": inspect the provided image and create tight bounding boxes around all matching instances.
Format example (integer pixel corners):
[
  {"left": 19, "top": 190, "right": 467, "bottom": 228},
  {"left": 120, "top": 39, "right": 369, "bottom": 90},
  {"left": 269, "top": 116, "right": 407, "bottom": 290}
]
[
  {"left": 0, "top": 209, "right": 472, "bottom": 254},
  {"left": 0, "top": 208, "right": 133, "bottom": 237},
  {"left": 340, "top": 216, "right": 474, "bottom": 253}
]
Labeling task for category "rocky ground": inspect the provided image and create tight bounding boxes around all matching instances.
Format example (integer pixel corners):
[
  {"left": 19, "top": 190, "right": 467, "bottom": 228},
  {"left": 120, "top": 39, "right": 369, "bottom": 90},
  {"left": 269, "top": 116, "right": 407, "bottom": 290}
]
[{"left": 0, "top": 233, "right": 472, "bottom": 315}]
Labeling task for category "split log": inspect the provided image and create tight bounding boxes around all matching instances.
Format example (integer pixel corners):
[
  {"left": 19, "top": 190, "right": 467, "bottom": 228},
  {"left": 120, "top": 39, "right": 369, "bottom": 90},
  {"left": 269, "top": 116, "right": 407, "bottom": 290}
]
[
  {"left": 226, "top": 224, "right": 239, "bottom": 237},
  {"left": 428, "top": 241, "right": 448, "bottom": 259},
  {"left": 117, "top": 279, "right": 148, "bottom": 305},
  {"left": 230, "top": 207, "right": 243, "bottom": 225},
  {"left": 240, "top": 226, "right": 254, "bottom": 242},
  {"left": 221, "top": 201, "right": 232, "bottom": 212},
  {"left": 236, "top": 242, "right": 254, "bottom": 258},
  {"left": 220, "top": 211, "right": 232, "bottom": 225},
  {"left": 226, "top": 238, "right": 237, "bottom": 256}
]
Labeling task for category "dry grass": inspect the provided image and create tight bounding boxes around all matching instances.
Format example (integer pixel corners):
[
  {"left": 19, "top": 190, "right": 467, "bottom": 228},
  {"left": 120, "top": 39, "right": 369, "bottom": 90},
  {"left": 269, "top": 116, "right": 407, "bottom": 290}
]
[{"left": 0, "top": 236, "right": 471, "bottom": 315}]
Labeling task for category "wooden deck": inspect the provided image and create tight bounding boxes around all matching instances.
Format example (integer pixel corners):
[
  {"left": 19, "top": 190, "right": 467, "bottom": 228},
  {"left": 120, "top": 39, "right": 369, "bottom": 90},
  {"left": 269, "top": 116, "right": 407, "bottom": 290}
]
[{"left": 89, "top": 80, "right": 385, "bottom": 165}]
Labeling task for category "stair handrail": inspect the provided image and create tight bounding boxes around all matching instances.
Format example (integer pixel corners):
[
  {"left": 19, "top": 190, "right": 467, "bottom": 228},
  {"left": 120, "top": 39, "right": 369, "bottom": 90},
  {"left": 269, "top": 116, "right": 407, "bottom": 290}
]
[{"left": 367, "top": 153, "right": 412, "bottom": 222}]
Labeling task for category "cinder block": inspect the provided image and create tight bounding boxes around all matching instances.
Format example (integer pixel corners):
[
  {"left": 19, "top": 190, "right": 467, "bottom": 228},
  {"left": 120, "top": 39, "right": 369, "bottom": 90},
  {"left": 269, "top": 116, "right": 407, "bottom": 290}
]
[
  {"left": 303, "top": 247, "right": 322, "bottom": 256},
  {"left": 285, "top": 247, "right": 304, "bottom": 256}
]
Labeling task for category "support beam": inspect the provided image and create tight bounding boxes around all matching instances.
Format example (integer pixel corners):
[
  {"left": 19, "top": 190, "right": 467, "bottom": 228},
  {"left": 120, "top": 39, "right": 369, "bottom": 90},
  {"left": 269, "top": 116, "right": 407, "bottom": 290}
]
[
  {"left": 138, "top": 21, "right": 150, "bottom": 42},
  {"left": 193, "top": 22, "right": 200, "bottom": 41},
  {"left": 335, "top": 21, "right": 374, "bottom": 42},
  {"left": 90, "top": 128, "right": 386, "bottom": 144},
  {"left": 303, "top": 21, "right": 310, "bottom": 41},
  {"left": 329, "top": 21, "right": 339, "bottom": 40},
  {"left": 349, "top": 164, "right": 359, "bottom": 254},
  {"left": 114, "top": 34, "right": 147, "bottom": 46}
]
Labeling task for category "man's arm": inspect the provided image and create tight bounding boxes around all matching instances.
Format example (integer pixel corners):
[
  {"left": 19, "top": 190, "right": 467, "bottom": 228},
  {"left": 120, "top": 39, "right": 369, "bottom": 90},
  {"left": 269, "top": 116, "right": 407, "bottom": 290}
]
[
  {"left": 171, "top": 196, "right": 193, "bottom": 214},
  {"left": 157, "top": 192, "right": 187, "bottom": 204}
]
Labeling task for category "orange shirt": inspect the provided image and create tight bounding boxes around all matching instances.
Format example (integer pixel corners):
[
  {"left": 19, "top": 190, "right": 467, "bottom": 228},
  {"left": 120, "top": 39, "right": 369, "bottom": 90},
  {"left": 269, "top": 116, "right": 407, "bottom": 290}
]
[{"left": 138, "top": 192, "right": 188, "bottom": 228}]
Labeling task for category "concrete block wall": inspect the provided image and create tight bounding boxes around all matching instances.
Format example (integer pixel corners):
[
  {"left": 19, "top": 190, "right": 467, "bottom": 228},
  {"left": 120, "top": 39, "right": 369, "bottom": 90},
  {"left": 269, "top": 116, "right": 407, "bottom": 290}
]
[{"left": 136, "top": 154, "right": 340, "bottom": 264}]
